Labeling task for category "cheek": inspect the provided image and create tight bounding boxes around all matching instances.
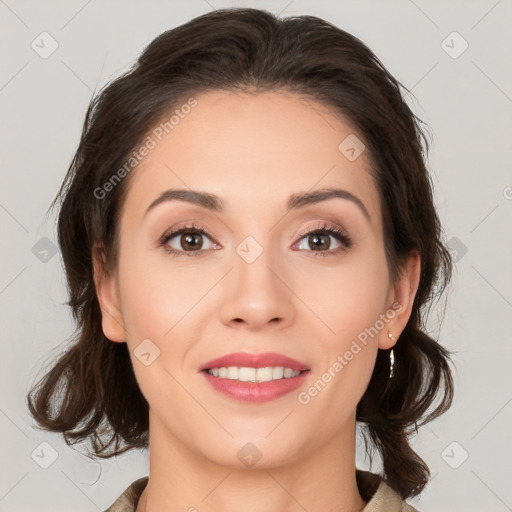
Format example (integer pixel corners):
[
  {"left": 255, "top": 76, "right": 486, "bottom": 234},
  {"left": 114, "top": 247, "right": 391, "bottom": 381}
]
[
  {"left": 295, "top": 254, "right": 391, "bottom": 344},
  {"left": 294, "top": 262, "right": 387, "bottom": 427},
  {"left": 294, "top": 251, "right": 389, "bottom": 401},
  {"left": 117, "top": 248, "right": 209, "bottom": 341},
  {"left": 115, "top": 248, "right": 220, "bottom": 398},
  {"left": 115, "top": 254, "right": 202, "bottom": 410}
]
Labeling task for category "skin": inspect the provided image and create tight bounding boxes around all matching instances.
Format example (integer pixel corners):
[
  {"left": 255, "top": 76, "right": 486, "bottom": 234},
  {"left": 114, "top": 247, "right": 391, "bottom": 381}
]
[{"left": 94, "top": 89, "right": 420, "bottom": 512}]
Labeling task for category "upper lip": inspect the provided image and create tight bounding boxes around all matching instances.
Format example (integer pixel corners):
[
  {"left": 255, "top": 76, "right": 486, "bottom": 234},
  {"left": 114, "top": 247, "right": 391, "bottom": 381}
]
[{"left": 199, "top": 352, "right": 310, "bottom": 372}]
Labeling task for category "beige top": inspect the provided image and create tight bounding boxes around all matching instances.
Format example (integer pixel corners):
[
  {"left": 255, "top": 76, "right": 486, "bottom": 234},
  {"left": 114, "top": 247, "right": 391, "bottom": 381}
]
[{"left": 104, "top": 470, "right": 419, "bottom": 511}]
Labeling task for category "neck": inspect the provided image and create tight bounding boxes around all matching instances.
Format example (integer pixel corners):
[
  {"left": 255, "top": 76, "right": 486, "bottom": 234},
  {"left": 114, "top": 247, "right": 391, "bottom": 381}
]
[{"left": 136, "top": 410, "right": 366, "bottom": 512}]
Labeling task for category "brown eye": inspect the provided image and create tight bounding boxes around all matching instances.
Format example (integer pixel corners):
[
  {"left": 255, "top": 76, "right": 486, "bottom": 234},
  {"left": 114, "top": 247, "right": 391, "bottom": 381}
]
[
  {"left": 294, "top": 225, "right": 351, "bottom": 256},
  {"left": 159, "top": 224, "right": 218, "bottom": 257},
  {"left": 179, "top": 232, "right": 204, "bottom": 251},
  {"left": 306, "top": 233, "right": 331, "bottom": 251}
]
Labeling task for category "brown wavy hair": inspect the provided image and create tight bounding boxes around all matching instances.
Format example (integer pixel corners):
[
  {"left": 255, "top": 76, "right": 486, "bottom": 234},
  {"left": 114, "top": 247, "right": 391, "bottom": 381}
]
[{"left": 27, "top": 7, "right": 454, "bottom": 499}]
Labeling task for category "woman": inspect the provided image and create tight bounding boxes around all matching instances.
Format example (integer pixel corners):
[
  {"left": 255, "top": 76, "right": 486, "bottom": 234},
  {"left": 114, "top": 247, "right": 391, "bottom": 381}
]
[{"left": 27, "top": 8, "right": 454, "bottom": 512}]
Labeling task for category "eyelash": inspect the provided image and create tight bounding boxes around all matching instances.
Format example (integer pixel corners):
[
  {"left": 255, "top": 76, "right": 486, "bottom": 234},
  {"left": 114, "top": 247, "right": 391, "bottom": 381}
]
[{"left": 158, "top": 222, "right": 352, "bottom": 258}]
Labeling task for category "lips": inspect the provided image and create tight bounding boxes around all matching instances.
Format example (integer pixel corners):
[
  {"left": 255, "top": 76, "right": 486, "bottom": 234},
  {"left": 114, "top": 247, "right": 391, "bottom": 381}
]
[
  {"left": 198, "top": 352, "right": 310, "bottom": 372},
  {"left": 198, "top": 352, "right": 311, "bottom": 402}
]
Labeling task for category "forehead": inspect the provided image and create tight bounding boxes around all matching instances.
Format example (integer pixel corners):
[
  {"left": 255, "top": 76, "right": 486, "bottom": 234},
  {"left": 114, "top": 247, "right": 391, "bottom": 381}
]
[{"left": 121, "top": 89, "right": 381, "bottom": 225}]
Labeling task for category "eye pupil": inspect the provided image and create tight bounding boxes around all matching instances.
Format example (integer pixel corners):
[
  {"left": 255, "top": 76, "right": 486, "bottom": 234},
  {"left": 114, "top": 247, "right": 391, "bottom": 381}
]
[
  {"left": 309, "top": 233, "right": 329, "bottom": 251},
  {"left": 182, "top": 232, "right": 202, "bottom": 251}
]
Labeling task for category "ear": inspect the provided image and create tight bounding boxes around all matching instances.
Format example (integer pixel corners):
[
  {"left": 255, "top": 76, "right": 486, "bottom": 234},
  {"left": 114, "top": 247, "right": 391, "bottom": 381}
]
[
  {"left": 92, "top": 245, "right": 127, "bottom": 343},
  {"left": 379, "top": 250, "right": 421, "bottom": 350}
]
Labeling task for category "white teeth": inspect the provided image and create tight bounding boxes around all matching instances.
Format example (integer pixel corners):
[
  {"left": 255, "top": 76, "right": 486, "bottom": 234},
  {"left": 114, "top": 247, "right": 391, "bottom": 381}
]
[
  {"left": 256, "top": 367, "right": 273, "bottom": 381},
  {"left": 227, "top": 366, "right": 239, "bottom": 380},
  {"left": 238, "top": 367, "right": 256, "bottom": 382},
  {"left": 206, "top": 366, "right": 302, "bottom": 382},
  {"left": 273, "top": 366, "right": 284, "bottom": 379}
]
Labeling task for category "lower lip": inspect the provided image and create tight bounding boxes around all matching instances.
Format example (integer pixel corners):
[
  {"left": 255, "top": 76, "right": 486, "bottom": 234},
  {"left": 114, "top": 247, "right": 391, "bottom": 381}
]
[{"left": 201, "top": 370, "right": 310, "bottom": 402}]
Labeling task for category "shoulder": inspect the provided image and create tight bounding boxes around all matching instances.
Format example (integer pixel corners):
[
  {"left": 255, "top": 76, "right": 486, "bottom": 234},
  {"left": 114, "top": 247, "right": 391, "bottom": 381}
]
[
  {"left": 104, "top": 476, "right": 149, "bottom": 512},
  {"left": 356, "top": 470, "right": 420, "bottom": 512}
]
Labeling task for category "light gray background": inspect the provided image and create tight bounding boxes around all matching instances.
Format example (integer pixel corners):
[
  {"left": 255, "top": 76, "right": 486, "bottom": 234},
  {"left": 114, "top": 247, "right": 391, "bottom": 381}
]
[{"left": 1, "top": 1, "right": 511, "bottom": 511}]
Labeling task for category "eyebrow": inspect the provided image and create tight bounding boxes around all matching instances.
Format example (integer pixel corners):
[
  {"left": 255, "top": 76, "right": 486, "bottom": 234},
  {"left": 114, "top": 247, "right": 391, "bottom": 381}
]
[{"left": 145, "top": 187, "right": 370, "bottom": 221}]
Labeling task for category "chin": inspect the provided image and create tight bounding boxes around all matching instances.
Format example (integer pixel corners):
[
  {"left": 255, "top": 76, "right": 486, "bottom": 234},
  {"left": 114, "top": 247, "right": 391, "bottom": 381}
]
[{"left": 196, "top": 435, "right": 305, "bottom": 471}]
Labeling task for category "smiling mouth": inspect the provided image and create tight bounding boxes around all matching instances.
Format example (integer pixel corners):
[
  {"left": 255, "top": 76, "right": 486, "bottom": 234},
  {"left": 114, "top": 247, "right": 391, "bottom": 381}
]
[{"left": 203, "top": 366, "right": 309, "bottom": 382}]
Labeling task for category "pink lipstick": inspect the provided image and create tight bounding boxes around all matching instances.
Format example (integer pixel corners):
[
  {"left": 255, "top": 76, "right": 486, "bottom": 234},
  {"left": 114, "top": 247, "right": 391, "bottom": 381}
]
[{"left": 199, "top": 352, "right": 310, "bottom": 403}]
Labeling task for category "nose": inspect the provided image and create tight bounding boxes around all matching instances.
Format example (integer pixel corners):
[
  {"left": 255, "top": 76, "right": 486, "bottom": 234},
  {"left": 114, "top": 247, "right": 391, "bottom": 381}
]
[{"left": 219, "top": 247, "right": 296, "bottom": 331}]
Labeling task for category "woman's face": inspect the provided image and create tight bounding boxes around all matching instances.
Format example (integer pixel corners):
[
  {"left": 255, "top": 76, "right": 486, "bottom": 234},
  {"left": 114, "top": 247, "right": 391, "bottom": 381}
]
[{"left": 96, "top": 90, "right": 418, "bottom": 468}]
